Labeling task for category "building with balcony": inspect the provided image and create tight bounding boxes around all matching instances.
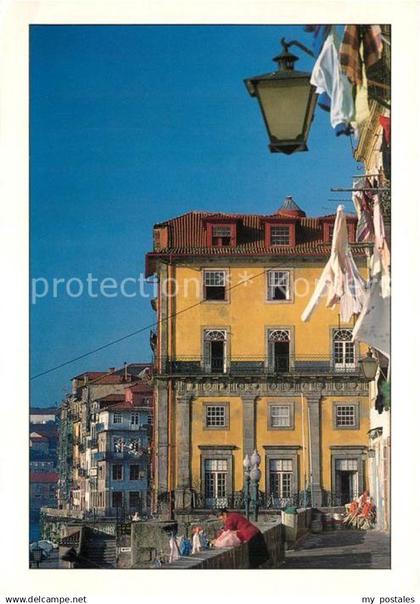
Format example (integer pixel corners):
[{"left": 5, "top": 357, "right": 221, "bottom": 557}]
[
  {"left": 145, "top": 196, "right": 371, "bottom": 517},
  {"left": 57, "top": 363, "right": 152, "bottom": 514},
  {"left": 88, "top": 400, "right": 151, "bottom": 517}
]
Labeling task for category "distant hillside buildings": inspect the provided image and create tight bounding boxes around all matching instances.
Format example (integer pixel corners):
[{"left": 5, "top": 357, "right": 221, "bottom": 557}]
[{"left": 56, "top": 363, "right": 153, "bottom": 518}]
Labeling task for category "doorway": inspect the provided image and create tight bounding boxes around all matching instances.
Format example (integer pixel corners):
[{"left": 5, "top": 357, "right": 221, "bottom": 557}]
[
  {"left": 335, "top": 459, "right": 359, "bottom": 504},
  {"left": 210, "top": 340, "right": 225, "bottom": 373},
  {"left": 274, "top": 341, "right": 289, "bottom": 372}
]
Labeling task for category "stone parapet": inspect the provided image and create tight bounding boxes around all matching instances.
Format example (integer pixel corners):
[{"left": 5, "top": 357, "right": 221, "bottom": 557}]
[{"left": 157, "top": 520, "right": 285, "bottom": 569}]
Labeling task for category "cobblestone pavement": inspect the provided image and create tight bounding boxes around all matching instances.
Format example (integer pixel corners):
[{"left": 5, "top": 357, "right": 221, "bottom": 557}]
[{"left": 284, "top": 529, "right": 391, "bottom": 569}]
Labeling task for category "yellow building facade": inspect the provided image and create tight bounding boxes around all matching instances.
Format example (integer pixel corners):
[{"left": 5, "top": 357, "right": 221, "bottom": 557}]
[{"left": 146, "top": 197, "right": 370, "bottom": 516}]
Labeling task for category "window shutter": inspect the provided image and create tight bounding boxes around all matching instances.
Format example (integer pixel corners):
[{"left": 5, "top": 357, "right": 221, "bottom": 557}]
[{"left": 204, "top": 340, "right": 211, "bottom": 372}]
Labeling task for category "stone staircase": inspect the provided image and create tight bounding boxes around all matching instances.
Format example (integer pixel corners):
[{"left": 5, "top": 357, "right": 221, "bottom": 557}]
[{"left": 79, "top": 527, "right": 116, "bottom": 568}]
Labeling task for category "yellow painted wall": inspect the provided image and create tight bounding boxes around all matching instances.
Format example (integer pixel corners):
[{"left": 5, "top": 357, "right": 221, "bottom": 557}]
[
  {"left": 320, "top": 396, "right": 370, "bottom": 491},
  {"left": 182, "top": 394, "right": 370, "bottom": 493},
  {"left": 171, "top": 264, "right": 367, "bottom": 359},
  {"left": 255, "top": 396, "right": 305, "bottom": 492},
  {"left": 189, "top": 396, "right": 243, "bottom": 492},
  {"left": 167, "top": 259, "right": 370, "bottom": 495}
]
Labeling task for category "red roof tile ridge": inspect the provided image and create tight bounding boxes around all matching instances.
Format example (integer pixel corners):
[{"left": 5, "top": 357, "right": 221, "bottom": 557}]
[
  {"left": 103, "top": 401, "right": 146, "bottom": 411},
  {"left": 96, "top": 393, "right": 125, "bottom": 402}
]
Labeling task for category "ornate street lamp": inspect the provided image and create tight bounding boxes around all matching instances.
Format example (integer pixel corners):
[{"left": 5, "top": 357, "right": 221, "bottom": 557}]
[
  {"left": 250, "top": 450, "right": 261, "bottom": 467},
  {"left": 244, "top": 38, "right": 317, "bottom": 154},
  {"left": 359, "top": 349, "right": 379, "bottom": 381},
  {"left": 243, "top": 454, "right": 251, "bottom": 519},
  {"left": 249, "top": 450, "right": 261, "bottom": 522}
]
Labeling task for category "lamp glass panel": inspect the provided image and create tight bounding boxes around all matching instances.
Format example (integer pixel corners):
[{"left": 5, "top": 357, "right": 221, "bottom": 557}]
[
  {"left": 362, "top": 357, "right": 379, "bottom": 380},
  {"left": 257, "top": 79, "right": 311, "bottom": 140}
]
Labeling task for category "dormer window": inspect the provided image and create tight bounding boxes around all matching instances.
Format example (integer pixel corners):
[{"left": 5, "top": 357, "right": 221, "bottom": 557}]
[
  {"left": 204, "top": 218, "right": 238, "bottom": 247},
  {"left": 212, "top": 225, "right": 232, "bottom": 246},
  {"left": 322, "top": 220, "right": 356, "bottom": 243},
  {"left": 327, "top": 224, "right": 335, "bottom": 242},
  {"left": 264, "top": 220, "right": 296, "bottom": 247},
  {"left": 270, "top": 226, "right": 291, "bottom": 246}
]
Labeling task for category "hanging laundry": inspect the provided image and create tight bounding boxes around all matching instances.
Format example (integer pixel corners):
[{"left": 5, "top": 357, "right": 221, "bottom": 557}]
[
  {"left": 310, "top": 28, "right": 355, "bottom": 129},
  {"left": 304, "top": 25, "right": 332, "bottom": 113},
  {"left": 379, "top": 116, "right": 391, "bottom": 179},
  {"left": 373, "top": 195, "right": 391, "bottom": 272},
  {"left": 352, "top": 188, "right": 390, "bottom": 356},
  {"left": 352, "top": 277, "right": 390, "bottom": 358},
  {"left": 304, "top": 24, "right": 332, "bottom": 57},
  {"left": 301, "top": 205, "right": 367, "bottom": 323},
  {"left": 379, "top": 115, "right": 390, "bottom": 144},
  {"left": 354, "top": 46, "right": 370, "bottom": 129},
  {"left": 339, "top": 25, "right": 383, "bottom": 86},
  {"left": 371, "top": 194, "right": 391, "bottom": 297},
  {"left": 334, "top": 122, "right": 354, "bottom": 137},
  {"left": 352, "top": 177, "right": 375, "bottom": 243}
]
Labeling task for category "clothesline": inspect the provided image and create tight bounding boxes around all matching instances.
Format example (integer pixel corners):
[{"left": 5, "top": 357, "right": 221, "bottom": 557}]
[
  {"left": 330, "top": 187, "right": 390, "bottom": 192},
  {"left": 352, "top": 174, "right": 381, "bottom": 178}
]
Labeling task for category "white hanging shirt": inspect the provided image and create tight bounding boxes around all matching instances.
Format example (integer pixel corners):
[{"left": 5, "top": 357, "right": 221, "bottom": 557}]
[
  {"left": 301, "top": 205, "right": 367, "bottom": 323},
  {"left": 310, "top": 29, "right": 355, "bottom": 128},
  {"left": 352, "top": 277, "right": 390, "bottom": 358},
  {"left": 352, "top": 193, "right": 390, "bottom": 357}
]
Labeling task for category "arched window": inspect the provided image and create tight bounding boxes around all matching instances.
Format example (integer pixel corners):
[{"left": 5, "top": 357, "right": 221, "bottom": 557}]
[
  {"left": 203, "top": 329, "right": 227, "bottom": 373},
  {"left": 268, "top": 329, "right": 291, "bottom": 343},
  {"left": 333, "top": 329, "right": 355, "bottom": 370},
  {"left": 268, "top": 329, "right": 291, "bottom": 372}
]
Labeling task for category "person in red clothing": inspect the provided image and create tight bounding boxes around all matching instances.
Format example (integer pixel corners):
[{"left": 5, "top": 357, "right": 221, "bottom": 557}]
[
  {"left": 215, "top": 508, "right": 260, "bottom": 543},
  {"left": 212, "top": 508, "right": 269, "bottom": 568}
]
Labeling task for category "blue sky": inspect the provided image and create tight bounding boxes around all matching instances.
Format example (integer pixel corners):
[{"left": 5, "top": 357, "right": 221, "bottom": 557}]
[{"left": 30, "top": 24, "right": 361, "bottom": 406}]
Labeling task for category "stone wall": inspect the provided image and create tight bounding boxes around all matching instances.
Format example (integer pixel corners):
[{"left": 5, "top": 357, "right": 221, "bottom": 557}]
[
  {"left": 41, "top": 509, "right": 118, "bottom": 545},
  {"left": 131, "top": 520, "right": 178, "bottom": 568},
  {"left": 281, "top": 508, "right": 312, "bottom": 546},
  {"left": 156, "top": 520, "right": 285, "bottom": 570}
]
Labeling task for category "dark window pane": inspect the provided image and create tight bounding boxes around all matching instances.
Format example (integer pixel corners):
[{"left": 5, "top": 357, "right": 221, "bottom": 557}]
[{"left": 205, "top": 286, "right": 226, "bottom": 300}]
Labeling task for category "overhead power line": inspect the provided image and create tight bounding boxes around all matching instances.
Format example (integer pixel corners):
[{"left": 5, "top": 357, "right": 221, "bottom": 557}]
[{"left": 31, "top": 268, "right": 268, "bottom": 380}]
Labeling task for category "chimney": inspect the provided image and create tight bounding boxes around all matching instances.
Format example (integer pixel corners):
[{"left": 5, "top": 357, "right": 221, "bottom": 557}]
[{"left": 124, "top": 362, "right": 128, "bottom": 381}]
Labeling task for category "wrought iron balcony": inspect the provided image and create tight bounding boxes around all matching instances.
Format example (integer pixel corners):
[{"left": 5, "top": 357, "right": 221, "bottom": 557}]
[
  {"left": 190, "top": 490, "right": 344, "bottom": 510},
  {"left": 87, "top": 436, "right": 98, "bottom": 448},
  {"left": 191, "top": 491, "right": 311, "bottom": 510},
  {"left": 158, "top": 356, "right": 363, "bottom": 378},
  {"left": 94, "top": 451, "right": 148, "bottom": 462}
]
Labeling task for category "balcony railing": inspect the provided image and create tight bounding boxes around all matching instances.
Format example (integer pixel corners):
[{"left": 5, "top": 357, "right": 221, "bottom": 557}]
[
  {"left": 192, "top": 491, "right": 311, "bottom": 510},
  {"left": 95, "top": 422, "right": 147, "bottom": 433},
  {"left": 87, "top": 436, "right": 98, "bottom": 448},
  {"left": 94, "top": 451, "right": 149, "bottom": 462},
  {"left": 191, "top": 490, "right": 344, "bottom": 510},
  {"left": 158, "top": 356, "right": 362, "bottom": 377}
]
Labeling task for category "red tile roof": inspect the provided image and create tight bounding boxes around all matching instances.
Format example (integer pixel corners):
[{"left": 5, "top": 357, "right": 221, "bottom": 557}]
[
  {"left": 30, "top": 472, "right": 59, "bottom": 483},
  {"left": 96, "top": 394, "right": 125, "bottom": 403},
  {"left": 146, "top": 210, "right": 363, "bottom": 275},
  {"left": 72, "top": 364, "right": 153, "bottom": 382},
  {"left": 125, "top": 382, "right": 153, "bottom": 393},
  {"left": 102, "top": 401, "right": 149, "bottom": 411},
  {"left": 73, "top": 371, "right": 107, "bottom": 380}
]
